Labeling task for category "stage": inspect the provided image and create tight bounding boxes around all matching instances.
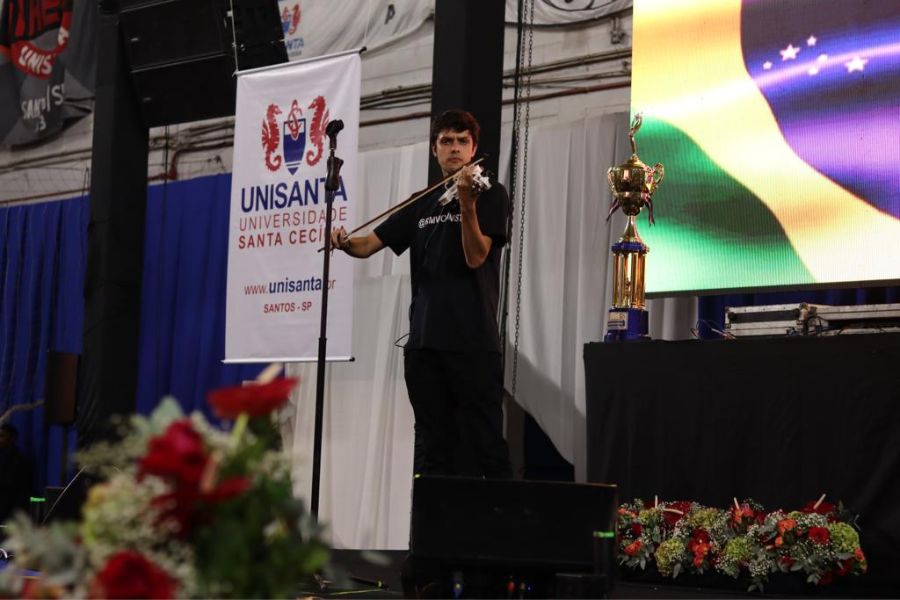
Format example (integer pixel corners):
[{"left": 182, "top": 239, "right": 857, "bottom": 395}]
[
  {"left": 316, "top": 549, "right": 894, "bottom": 598},
  {"left": 304, "top": 334, "right": 900, "bottom": 599}
]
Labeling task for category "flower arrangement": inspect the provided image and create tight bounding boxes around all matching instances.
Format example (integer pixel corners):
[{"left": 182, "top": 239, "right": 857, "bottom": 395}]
[
  {"left": 617, "top": 495, "right": 867, "bottom": 592},
  {"left": 0, "top": 374, "right": 328, "bottom": 599}
]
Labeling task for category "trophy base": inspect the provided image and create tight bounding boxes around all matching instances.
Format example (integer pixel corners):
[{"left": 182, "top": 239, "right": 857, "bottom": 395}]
[{"left": 604, "top": 307, "right": 650, "bottom": 342}]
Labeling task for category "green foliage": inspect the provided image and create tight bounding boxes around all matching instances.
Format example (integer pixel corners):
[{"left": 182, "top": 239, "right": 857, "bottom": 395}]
[
  {"left": 617, "top": 497, "right": 867, "bottom": 591},
  {"left": 0, "top": 386, "right": 329, "bottom": 599},
  {"left": 654, "top": 538, "right": 686, "bottom": 577},
  {"left": 828, "top": 522, "right": 860, "bottom": 555}
]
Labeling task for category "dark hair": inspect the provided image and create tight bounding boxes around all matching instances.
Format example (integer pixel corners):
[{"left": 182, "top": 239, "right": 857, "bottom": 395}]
[{"left": 429, "top": 109, "right": 480, "bottom": 148}]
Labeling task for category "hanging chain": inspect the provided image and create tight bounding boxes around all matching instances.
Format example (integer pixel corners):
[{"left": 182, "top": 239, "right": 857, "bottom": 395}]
[
  {"left": 227, "top": 0, "right": 241, "bottom": 72},
  {"left": 500, "top": 0, "right": 524, "bottom": 372},
  {"left": 510, "top": 0, "right": 534, "bottom": 399}
]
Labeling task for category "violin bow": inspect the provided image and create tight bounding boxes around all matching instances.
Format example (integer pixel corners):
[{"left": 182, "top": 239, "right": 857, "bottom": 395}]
[{"left": 317, "top": 156, "right": 486, "bottom": 253}]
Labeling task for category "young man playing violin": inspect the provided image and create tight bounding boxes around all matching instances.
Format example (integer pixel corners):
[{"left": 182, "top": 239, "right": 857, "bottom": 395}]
[{"left": 331, "top": 109, "right": 512, "bottom": 479}]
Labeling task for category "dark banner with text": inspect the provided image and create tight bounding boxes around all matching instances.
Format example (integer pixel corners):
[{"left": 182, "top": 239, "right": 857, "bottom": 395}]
[{"left": 0, "top": 0, "right": 96, "bottom": 146}]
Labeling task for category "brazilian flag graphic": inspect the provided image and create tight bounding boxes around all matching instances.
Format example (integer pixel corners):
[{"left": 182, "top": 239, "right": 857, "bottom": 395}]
[{"left": 632, "top": 0, "right": 900, "bottom": 294}]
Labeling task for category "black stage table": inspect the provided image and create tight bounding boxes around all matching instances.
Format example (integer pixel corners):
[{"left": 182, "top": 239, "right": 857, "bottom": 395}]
[{"left": 585, "top": 333, "right": 900, "bottom": 592}]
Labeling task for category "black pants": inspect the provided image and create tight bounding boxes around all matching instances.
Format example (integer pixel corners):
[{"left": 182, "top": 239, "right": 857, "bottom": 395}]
[{"left": 404, "top": 349, "right": 512, "bottom": 479}]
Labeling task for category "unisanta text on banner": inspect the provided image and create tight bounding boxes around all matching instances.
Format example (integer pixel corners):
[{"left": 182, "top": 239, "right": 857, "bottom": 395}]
[{"left": 225, "top": 52, "right": 360, "bottom": 362}]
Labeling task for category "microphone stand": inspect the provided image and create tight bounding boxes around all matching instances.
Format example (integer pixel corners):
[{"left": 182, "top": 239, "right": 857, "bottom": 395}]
[{"left": 311, "top": 119, "right": 344, "bottom": 520}]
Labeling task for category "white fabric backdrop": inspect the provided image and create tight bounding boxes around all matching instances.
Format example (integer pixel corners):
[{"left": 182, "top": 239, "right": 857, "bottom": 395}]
[
  {"left": 514, "top": 0, "right": 633, "bottom": 25},
  {"left": 281, "top": 113, "right": 697, "bottom": 549},
  {"left": 280, "top": 143, "right": 426, "bottom": 549},
  {"left": 279, "top": 0, "right": 434, "bottom": 60},
  {"left": 277, "top": 0, "right": 634, "bottom": 62},
  {"left": 503, "top": 113, "right": 697, "bottom": 483}
]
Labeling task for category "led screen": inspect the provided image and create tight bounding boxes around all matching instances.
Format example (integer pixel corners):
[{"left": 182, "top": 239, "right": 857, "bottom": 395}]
[{"left": 631, "top": 0, "right": 900, "bottom": 294}]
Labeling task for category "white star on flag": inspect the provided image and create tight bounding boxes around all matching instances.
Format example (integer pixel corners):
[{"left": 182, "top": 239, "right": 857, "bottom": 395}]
[
  {"left": 763, "top": 61, "right": 773, "bottom": 70},
  {"left": 780, "top": 44, "right": 800, "bottom": 61},
  {"left": 807, "top": 35, "right": 817, "bottom": 47},
  {"left": 845, "top": 56, "right": 868, "bottom": 72}
]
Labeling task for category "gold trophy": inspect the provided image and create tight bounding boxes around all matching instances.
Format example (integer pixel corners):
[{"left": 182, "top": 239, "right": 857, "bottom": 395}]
[{"left": 604, "top": 113, "right": 665, "bottom": 341}]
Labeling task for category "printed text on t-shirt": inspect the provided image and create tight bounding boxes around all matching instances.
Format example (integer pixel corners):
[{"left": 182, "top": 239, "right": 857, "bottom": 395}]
[{"left": 418, "top": 213, "right": 461, "bottom": 228}]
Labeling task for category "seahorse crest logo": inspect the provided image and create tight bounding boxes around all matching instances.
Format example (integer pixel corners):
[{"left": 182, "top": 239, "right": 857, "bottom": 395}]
[{"left": 260, "top": 96, "right": 330, "bottom": 175}]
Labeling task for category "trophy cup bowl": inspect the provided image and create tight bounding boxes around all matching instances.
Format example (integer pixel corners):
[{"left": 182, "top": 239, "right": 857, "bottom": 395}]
[
  {"left": 607, "top": 157, "right": 665, "bottom": 217},
  {"left": 604, "top": 114, "right": 665, "bottom": 342}
]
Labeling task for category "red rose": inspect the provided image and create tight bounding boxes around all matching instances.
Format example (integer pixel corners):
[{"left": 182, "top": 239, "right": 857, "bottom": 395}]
[
  {"left": 152, "top": 476, "right": 251, "bottom": 536},
  {"left": 836, "top": 558, "right": 853, "bottom": 576},
  {"left": 139, "top": 420, "right": 208, "bottom": 487},
  {"left": 631, "top": 523, "right": 643, "bottom": 536},
  {"left": 91, "top": 551, "right": 175, "bottom": 599},
  {"left": 624, "top": 540, "right": 642, "bottom": 556},
  {"left": 151, "top": 490, "right": 194, "bottom": 535},
  {"left": 203, "top": 475, "right": 252, "bottom": 501},
  {"left": 207, "top": 377, "right": 298, "bottom": 419},
  {"left": 808, "top": 527, "right": 830, "bottom": 545},
  {"left": 779, "top": 556, "right": 795, "bottom": 569},
  {"left": 817, "top": 571, "right": 834, "bottom": 586}
]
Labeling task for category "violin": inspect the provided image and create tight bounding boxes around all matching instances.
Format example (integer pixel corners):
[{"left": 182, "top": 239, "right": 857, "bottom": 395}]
[
  {"left": 437, "top": 164, "right": 492, "bottom": 206},
  {"left": 318, "top": 156, "right": 488, "bottom": 252}
]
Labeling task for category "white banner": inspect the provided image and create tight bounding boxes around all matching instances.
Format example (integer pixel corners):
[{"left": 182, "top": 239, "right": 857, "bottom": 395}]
[
  {"left": 515, "top": 0, "right": 632, "bottom": 25},
  {"left": 275, "top": 0, "right": 632, "bottom": 62},
  {"left": 225, "top": 52, "right": 360, "bottom": 362},
  {"left": 278, "top": 0, "right": 433, "bottom": 60}
]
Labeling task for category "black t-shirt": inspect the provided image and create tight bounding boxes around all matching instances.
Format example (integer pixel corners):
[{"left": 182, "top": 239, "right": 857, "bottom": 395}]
[{"left": 374, "top": 180, "right": 510, "bottom": 353}]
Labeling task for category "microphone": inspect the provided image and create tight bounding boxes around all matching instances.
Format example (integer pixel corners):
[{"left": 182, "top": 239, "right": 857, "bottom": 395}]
[
  {"left": 326, "top": 119, "right": 344, "bottom": 139},
  {"left": 326, "top": 119, "right": 344, "bottom": 151}
]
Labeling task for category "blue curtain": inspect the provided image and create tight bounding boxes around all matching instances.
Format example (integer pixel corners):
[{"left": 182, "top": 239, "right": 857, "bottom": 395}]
[
  {"left": 698, "top": 287, "right": 900, "bottom": 338},
  {"left": 136, "top": 174, "right": 262, "bottom": 418},
  {"left": 1, "top": 173, "right": 263, "bottom": 491},
  {"left": 0, "top": 196, "right": 88, "bottom": 488}
]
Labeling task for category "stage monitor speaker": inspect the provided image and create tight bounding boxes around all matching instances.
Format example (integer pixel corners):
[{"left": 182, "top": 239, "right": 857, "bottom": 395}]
[
  {"left": 408, "top": 476, "right": 617, "bottom": 597},
  {"left": 44, "top": 351, "right": 79, "bottom": 426},
  {"left": 117, "top": 0, "right": 287, "bottom": 127}
]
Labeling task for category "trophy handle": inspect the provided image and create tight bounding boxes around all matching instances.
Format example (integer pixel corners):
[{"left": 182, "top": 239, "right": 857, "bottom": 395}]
[
  {"left": 651, "top": 163, "right": 665, "bottom": 187},
  {"left": 606, "top": 168, "right": 616, "bottom": 193}
]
